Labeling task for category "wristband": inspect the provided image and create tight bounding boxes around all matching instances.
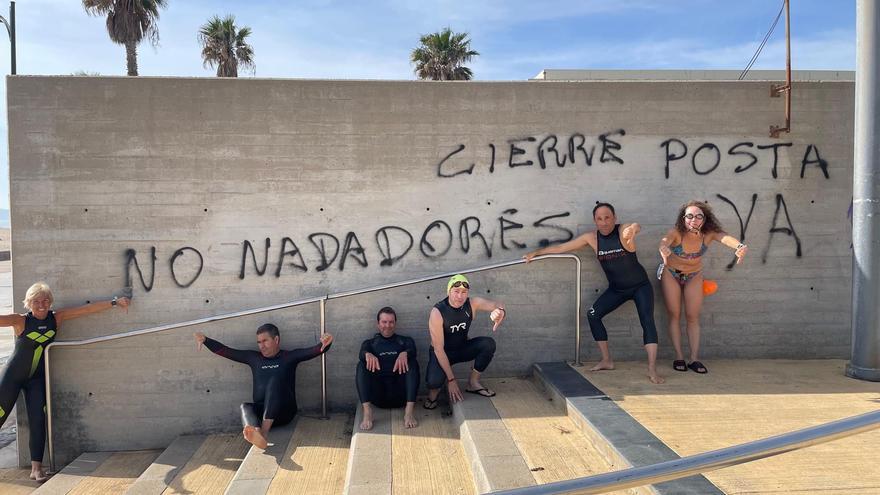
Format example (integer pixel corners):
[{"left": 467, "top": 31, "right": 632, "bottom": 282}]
[
  {"left": 736, "top": 243, "right": 746, "bottom": 250},
  {"left": 447, "top": 377, "right": 455, "bottom": 383}
]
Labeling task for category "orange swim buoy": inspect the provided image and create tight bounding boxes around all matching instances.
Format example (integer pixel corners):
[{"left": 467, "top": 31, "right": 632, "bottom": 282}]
[{"left": 703, "top": 279, "right": 718, "bottom": 296}]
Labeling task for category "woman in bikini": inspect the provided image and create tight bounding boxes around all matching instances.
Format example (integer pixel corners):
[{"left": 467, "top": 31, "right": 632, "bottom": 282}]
[{"left": 658, "top": 200, "right": 747, "bottom": 374}]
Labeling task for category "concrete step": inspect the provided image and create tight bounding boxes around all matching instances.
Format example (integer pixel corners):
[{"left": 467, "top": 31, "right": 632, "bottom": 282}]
[
  {"left": 32, "top": 451, "right": 113, "bottom": 495},
  {"left": 32, "top": 449, "right": 160, "bottom": 495},
  {"left": 125, "top": 435, "right": 207, "bottom": 495},
  {"left": 0, "top": 467, "right": 42, "bottom": 494},
  {"left": 343, "top": 396, "right": 477, "bottom": 495},
  {"left": 531, "top": 361, "right": 724, "bottom": 495},
  {"left": 259, "top": 413, "right": 351, "bottom": 494},
  {"left": 451, "top": 384, "right": 536, "bottom": 493},
  {"left": 157, "top": 432, "right": 249, "bottom": 494},
  {"left": 224, "top": 421, "right": 298, "bottom": 495}
]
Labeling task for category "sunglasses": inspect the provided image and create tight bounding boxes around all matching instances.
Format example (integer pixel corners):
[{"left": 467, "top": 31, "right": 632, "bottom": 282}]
[
  {"left": 684, "top": 213, "right": 705, "bottom": 220},
  {"left": 451, "top": 281, "right": 469, "bottom": 289}
]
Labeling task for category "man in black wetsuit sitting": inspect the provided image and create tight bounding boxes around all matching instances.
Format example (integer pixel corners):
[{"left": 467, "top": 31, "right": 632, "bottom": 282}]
[
  {"left": 194, "top": 324, "right": 333, "bottom": 449},
  {"left": 525, "top": 202, "right": 664, "bottom": 384},
  {"left": 356, "top": 306, "right": 419, "bottom": 430}
]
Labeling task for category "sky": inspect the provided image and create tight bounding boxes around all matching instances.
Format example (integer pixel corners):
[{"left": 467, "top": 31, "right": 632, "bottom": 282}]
[{"left": 0, "top": 0, "right": 858, "bottom": 211}]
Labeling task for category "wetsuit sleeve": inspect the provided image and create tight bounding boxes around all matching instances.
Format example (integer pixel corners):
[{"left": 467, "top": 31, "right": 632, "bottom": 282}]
[
  {"left": 359, "top": 339, "right": 373, "bottom": 361},
  {"left": 203, "top": 337, "right": 255, "bottom": 365},
  {"left": 401, "top": 336, "right": 417, "bottom": 359},
  {"left": 285, "top": 342, "right": 331, "bottom": 365}
]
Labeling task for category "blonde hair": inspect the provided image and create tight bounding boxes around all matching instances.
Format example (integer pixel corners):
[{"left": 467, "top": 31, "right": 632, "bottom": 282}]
[{"left": 23, "top": 282, "right": 54, "bottom": 311}]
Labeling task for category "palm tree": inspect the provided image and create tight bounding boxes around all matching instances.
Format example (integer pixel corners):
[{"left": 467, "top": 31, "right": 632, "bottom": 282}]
[
  {"left": 411, "top": 28, "right": 479, "bottom": 81},
  {"left": 198, "top": 15, "right": 255, "bottom": 78},
  {"left": 83, "top": 0, "right": 167, "bottom": 76}
]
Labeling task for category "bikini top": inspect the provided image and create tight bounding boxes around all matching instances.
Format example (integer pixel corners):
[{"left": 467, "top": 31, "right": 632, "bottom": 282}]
[{"left": 670, "top": 242, "right": 708, "bottom": 260}]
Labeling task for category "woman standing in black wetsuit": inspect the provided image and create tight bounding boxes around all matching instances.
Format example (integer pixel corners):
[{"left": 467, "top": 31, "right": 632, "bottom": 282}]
[
  {"left": 525, "top": 202, "right": 664, "bottom": 384},
  {"left": 658, "top": 200, "right": 748, "bottom": 374},
  {"left": 0, "top": 282, "right": 130, "bottom": 482}
]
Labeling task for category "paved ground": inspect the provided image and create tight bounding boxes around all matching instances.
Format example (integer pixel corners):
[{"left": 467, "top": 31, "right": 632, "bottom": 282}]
[
  {"left": 579, "top": 359, "right": 880, "bottom": 494},
  {"left": 0, "top": 260, "right": 16, "bottom": 468}
]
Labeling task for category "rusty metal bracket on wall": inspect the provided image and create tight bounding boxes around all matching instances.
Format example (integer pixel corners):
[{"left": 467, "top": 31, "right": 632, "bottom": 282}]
[
  {"left": 770, "top": 0, "right": 792, "bottom": 138},
  {"left": 769, "top": 82, "right": 791, "bottom": 138}
]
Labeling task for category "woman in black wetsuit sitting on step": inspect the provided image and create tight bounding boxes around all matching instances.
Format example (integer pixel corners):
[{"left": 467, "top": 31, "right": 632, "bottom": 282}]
[{"left": 0, "top": 282, "right": 130, "bottom": 482}]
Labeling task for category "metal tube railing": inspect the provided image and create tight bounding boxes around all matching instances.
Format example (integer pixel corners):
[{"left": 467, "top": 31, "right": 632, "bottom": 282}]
[
  {"left": 43, "top": 253, "right": 580, "bottom": 470},
  {"left": 491, "top": 409, "right": 880, "bottom": 495}
]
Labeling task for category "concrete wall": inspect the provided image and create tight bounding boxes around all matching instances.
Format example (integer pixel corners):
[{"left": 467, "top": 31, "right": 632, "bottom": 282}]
[{"left": 8, "top": 76, "right": 853, "bottom": 464}]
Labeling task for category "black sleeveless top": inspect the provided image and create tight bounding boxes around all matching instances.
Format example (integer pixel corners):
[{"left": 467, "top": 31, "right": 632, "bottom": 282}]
[
  {"left": 434, "top": 297, "right": 473, "bottom": 351},
  {"left": 11, "top": 312, "right": 58, "bottom": 379},
  {"left": 596, "top": 225, "right": 649, "bottom": 290}
]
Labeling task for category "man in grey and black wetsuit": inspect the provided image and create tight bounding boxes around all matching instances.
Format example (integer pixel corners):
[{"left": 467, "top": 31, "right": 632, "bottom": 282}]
[{"left": 195, "top": 324, "right": 333, "bottom": 449}]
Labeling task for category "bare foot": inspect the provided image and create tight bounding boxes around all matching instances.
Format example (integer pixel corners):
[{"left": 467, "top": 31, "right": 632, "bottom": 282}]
[
  {"left": 360, "top": 408, "right": 374, "bottom": 430},
  {"left": 590, "top": 360, "right": 615, "bottom": 371},
  {"left": 404, "top": 412, "right": 418, "bottom": 428},
  {"left": 29, "top": 470, "right": 49, "bottom": 483},
  {"left": 243, "top": 425, "right": 268, "bottom": 449},
  {"left": 647, "top": 370, "right": 665, "bottom": 384}
]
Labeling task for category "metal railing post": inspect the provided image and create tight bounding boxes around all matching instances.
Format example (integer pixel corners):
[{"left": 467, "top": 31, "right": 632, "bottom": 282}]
[
  {"left": 320, "top": 297, "right": 328, "bottom": 419},
  {"left": 573, "top": 256, "right": 582, "bottom": 366},
  {"left": 45, "top": 345, "right": 55, "bottom": 472}
]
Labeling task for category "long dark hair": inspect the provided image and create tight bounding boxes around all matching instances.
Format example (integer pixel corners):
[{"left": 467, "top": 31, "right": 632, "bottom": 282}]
[{"left": 674, "top": 200, "right": 723, "bottom": 234}]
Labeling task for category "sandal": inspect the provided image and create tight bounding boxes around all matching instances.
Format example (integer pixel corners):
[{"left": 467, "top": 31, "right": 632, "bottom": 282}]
[
  {"left": 687, "top": 361, "right": 708, "bottom": 374},
  {"left": 673, "top": 360, "right": 687, "bottom": 372},
  {"left": 465, "top": 388, "right": 496, "bottom": 398},
  {"left": 423, "top": 398, "right": 439, "bottom": 410}
]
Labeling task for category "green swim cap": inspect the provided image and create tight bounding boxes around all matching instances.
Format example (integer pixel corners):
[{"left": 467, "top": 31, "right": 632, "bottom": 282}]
[{"left": 447, "top": 274, "right": 470, "bottom": 293}]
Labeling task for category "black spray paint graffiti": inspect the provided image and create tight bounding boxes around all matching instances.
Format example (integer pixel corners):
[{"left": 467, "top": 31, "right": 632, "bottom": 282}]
[
  {"left": 123, "top": 210, "right": 577, "bottom": 292},
  {"left": 125, "top": 246, "right": 203, "bottom": 290},
  {"left": 716, "top": 193, "right": 803, "bottom": 268},
  {"left": 124, "top": 192, "right": 808, "bottom": 292},
  {"left": 660, "top": 140, "right": 830, "bottom": 179},
  {"left": 437, "top": 130, "right": 626, "bottom": 178}
]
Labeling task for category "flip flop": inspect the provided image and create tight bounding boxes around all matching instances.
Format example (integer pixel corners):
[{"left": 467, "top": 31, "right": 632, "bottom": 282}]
[
  {"left": 673, "top": 360, "right": 687, "bottom": 372},
  {"left": 465, "top": 388, "right": 496, "bottom": 398},
  {"left": 687, "top": 361, "right": 708, "bottom": 374},
  {"left": 423, "top": 398, "right": 439, "bottom": 410}
]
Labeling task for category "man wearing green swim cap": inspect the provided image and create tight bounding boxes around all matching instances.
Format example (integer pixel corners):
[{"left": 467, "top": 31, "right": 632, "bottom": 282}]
[{"left": 423, "top": 274, "right": 507, "bottom": 409}]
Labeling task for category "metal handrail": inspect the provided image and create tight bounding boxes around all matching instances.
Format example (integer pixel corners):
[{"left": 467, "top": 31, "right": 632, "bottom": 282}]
[
  {"left": 44, "top": 253, "right": 581, "bottom": 470},
  {"left": 491, "top": 409, "right": 880, "bottom": 495}
]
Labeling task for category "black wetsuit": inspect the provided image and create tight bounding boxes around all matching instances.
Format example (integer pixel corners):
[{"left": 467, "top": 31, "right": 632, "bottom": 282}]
[
  {"left": 0, "top": 312, "right": 57, "bottom": 462},
  {"left": 204, "top": 337, "right": 329, "bottom": 428},
  {"left": 356, "top": 333, "right": 419, "bottom": 408},
  {"left": 589, "top": 225, "right": 658, "bottom": 345},
  {"left": 425, "top": 298, "right": 496, "bottom": 390}
]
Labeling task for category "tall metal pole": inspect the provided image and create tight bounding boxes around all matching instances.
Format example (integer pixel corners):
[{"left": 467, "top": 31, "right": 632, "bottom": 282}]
[
  {"left": 0, "top": 1, "right": 15, "bottom": 74},
  {"left": 847, "top": 0, "right": 880, "bottom": 382},
  {"left": 10, "top": 1, "right": 15, "bottom": 75}
]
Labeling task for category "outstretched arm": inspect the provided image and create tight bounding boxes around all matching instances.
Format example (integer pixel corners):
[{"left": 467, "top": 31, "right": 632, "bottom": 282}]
[
  {"left": 55, "top": 296, "right": 131, "bottom": 325},
  {"left": 287, "top": 333, "right": 334, "bottom": 364},
  {"left": 470, "top": 296, "right": 506, "bottom": 332},
  {"left": 194, "top": 332, "right": 255, "bottom": 364},
  {"left": 0, "top": 314, "right": 25, "bottom": 336},
  {"left": 523, "top": 231, "right": 595, "bottom": 262},
  {"left": 658, "top": 229, "right": 680, "bottom": 264},
  {"left": 711, "top": 232, "right": 748, "bottom": 263},
  {"left": 619, "top": 222, "right": 641, "bottom": 251}
]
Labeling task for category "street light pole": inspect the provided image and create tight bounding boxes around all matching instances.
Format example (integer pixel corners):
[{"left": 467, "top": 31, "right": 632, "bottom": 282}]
[{"left": 0, "top": 0, "right": 15, "bottom": 75}]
